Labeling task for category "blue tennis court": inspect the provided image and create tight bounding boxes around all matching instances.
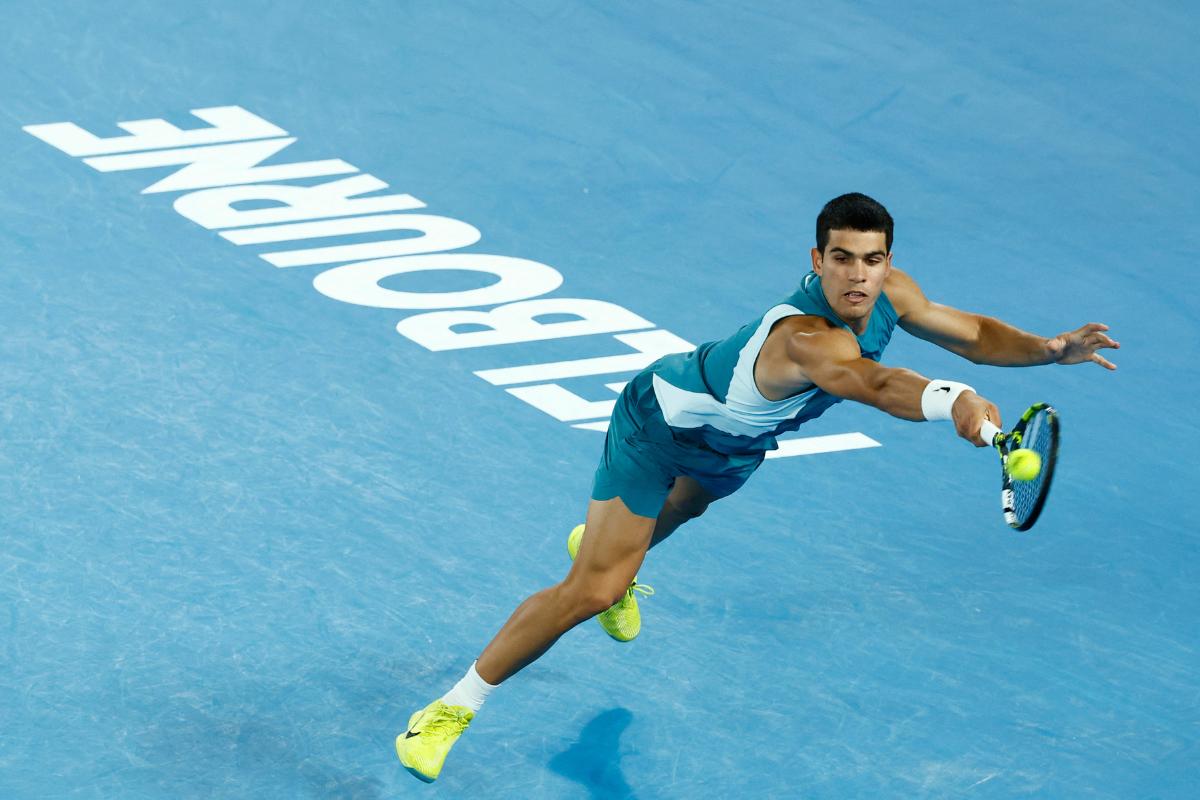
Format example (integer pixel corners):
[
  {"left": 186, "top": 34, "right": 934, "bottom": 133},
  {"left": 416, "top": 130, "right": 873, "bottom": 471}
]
[{"left": 2, "top": 2, "right": 1196, "bottom": 797}]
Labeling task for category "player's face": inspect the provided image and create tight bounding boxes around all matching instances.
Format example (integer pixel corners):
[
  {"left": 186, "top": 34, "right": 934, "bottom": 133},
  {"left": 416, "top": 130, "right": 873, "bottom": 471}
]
[{"left": 810, "top": 229, "right": 892, "bottom": 333}]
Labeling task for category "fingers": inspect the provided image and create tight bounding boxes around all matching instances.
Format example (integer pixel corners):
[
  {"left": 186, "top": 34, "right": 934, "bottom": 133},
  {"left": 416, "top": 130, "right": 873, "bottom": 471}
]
[
  {"left": 1085, "top": 329, "right": 1119, "bottom": 369},
  {"left": 1059, "top": 323, "right": 1120, "bottom": 368},
  {"left": 1076, "top": 322, "right": 1111, "bottom": 336},
  {"left": 952, "top": 394, "right": 1002, "bottom": 446},
  {"left": 977, "top": 402, "right": 1002, "bottom": 446},
  {"left": 962, "top": 401, "right": 1000, "bottom": 446}
]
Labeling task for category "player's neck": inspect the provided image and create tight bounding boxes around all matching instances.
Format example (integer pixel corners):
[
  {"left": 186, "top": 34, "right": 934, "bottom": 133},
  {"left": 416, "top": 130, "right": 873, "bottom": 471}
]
[{"left": 840, "top": 310, "right": 871, "bottom": 335}]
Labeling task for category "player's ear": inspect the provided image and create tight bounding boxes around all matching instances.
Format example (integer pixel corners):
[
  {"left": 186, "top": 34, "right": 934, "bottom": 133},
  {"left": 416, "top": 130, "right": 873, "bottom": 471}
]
[{"left": 811, "top": 247, "right": 823, "bottom": 274}]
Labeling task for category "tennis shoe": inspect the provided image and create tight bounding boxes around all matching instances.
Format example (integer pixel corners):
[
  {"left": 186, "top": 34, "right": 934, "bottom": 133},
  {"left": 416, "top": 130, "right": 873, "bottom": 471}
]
[
  {"left": 396, "top": 699, "right": 474, "bottom": 783},
  {"left": 567, "top": 524, "right": 655, "bottom": 642}
]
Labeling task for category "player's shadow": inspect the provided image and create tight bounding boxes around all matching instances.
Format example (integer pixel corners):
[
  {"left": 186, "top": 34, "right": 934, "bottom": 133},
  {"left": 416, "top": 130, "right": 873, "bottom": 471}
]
[{"left": 548, "top": 707, "right": 639, "bottom": 800}]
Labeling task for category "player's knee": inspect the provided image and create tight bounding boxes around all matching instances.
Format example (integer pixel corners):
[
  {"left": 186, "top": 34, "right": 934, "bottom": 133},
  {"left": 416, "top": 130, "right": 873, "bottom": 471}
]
[{"left": 563, "top": 579, "right": 630, "bottom": 618}]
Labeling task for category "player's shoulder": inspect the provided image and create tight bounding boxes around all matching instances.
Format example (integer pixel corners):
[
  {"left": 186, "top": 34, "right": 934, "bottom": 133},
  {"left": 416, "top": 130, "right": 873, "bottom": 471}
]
[
  {"left": 779, "top": 313, "right": 841, "bottom": 334},
  {"left": 781, "top": 315, "right": 859, "bottom": 364},
  {"left": 777, "top": 313, "right": 847, "bottom": 340},
  {"left": 883, "top": 266, "right": 928, "bottom": 316}
]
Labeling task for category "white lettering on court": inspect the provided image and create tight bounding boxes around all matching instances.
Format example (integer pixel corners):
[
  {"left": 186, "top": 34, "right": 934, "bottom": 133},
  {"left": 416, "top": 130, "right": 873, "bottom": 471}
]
[{"left": 22, "top": 105, "right": 878, "bottom": 458}]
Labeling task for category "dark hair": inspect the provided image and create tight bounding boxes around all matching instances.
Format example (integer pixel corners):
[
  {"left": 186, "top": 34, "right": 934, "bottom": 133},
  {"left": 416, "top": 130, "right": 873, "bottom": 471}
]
[{"left": 816, "top": 193, "right": 893, "bottom": 253}]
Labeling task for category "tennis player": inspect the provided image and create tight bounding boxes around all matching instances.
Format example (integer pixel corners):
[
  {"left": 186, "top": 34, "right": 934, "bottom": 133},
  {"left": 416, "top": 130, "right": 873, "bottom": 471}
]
[{"left": 396, "top": 192, "right": 1119, "bottom": 782}]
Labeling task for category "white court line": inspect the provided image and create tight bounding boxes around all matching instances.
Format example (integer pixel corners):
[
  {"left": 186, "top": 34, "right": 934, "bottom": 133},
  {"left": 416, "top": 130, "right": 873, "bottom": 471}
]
[
  {"left": 569, "top": 423, "right": 881, "bottom": 459},
  {"left": 764, "top": 432, "right": 880, "bottom": 458}
]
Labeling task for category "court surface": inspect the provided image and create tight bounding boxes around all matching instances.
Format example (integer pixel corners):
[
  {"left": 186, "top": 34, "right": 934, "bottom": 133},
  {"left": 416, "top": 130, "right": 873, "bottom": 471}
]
[{"left": 2, "top": 2, "right": 1197, "bottom": 798}]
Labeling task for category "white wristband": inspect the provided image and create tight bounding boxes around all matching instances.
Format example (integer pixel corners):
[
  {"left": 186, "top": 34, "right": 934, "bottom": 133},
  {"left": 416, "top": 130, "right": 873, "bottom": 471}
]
[{"left": 921, "top": 380, "right": 975, "bottom": 421}]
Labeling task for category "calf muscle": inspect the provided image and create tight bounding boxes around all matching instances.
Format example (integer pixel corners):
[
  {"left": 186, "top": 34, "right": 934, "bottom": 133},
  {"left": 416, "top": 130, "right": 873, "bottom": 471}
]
[{"left": 475, "top": 497, "right": 655, "bottom": 685}]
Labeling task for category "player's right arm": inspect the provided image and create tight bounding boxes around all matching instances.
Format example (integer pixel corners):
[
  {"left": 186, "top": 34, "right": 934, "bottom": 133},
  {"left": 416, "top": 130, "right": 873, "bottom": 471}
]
[{"left": 784, "top": 321, "right": 1000, "bottom": 446}]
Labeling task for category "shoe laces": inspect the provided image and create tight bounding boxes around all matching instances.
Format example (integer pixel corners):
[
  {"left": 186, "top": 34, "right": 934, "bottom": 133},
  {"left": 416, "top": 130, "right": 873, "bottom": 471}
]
[
  {"left": 425, "top": 705, "right": 472, "bottom": 735},
  {"left": 626, "top": 579, "right": 655, "bottom": 600}
]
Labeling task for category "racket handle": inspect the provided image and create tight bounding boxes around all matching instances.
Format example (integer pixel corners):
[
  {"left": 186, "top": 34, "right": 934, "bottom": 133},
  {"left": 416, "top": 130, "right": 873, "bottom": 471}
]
[{"left": 979, "top": 419, "right": 1003, "bottom": 446}]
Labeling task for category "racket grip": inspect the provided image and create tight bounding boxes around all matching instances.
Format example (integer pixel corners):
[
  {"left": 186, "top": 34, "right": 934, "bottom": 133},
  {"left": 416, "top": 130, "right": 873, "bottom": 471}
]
[{"left": 979, "top": 419, "right": 1003, "bottom": 446}]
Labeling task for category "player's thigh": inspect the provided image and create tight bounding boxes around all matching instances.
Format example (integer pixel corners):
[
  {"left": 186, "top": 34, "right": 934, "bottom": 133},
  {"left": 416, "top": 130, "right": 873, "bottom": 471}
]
[
  {"left": 565, "top": 495, "right": 656, "bottom": 590},
  {"left": 664, "top": 475, "right": 722, "bottom": 518}
]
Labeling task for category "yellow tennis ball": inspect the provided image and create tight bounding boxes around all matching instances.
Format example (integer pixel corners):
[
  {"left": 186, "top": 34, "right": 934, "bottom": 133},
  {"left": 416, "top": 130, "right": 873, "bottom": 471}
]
[{"left": 1007, "top": 448, "right": 1042, "bottom": 481}]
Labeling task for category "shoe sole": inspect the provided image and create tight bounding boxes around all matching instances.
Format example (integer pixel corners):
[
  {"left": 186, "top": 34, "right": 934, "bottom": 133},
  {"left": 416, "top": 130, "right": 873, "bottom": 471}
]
[
  {"left": 404, "top": 766, "right": 435, "bottom": 784},
  {"left": 396, "top": 736, "right": 436, "bottom": 783}
]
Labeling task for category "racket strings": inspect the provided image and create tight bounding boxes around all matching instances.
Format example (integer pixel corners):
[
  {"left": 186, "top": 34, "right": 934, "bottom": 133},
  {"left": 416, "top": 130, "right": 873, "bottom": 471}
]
[{"left": 1010, "top": 413, "right": 1053, "bottom": 522}]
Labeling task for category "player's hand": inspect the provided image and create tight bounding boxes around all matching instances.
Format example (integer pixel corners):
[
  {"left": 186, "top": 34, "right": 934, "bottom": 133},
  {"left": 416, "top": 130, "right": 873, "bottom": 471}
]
[
  {"left": 1047, "top": 322, "right": 1119, "bottom": 370},
  {"left": 952, "top": 391, "right": 1001, "bottom": 446}
]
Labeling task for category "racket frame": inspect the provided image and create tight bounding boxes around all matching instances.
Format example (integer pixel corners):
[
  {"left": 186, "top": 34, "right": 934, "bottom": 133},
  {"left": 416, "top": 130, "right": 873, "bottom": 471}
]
[{"left": 982, "top": 402, "right": 1060, "bottom": 531}]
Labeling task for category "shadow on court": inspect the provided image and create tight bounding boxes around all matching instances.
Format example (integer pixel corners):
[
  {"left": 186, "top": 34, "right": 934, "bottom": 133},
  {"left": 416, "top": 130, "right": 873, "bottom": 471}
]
[{"left": 548, "top": 708, "right": 639, "bottom": 800}]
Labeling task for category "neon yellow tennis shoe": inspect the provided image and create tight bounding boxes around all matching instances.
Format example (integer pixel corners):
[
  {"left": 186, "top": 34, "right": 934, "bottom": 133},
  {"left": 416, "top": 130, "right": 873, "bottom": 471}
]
[
  {"left": 396, "top": 699, "right": 474, "bottom": 783},
  {"left": 567, "top": 524, "right": 655, "bottom": 642}
]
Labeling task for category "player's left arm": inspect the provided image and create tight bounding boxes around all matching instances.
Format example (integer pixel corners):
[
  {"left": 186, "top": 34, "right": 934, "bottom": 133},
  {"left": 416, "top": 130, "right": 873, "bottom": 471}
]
[{"left": 885, "top": 268, "right": 1120, "bottom": 370}]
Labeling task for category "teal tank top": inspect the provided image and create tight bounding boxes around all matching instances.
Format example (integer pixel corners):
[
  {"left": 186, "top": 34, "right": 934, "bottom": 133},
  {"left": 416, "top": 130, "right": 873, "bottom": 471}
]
[{"left": 649, "top": 272, "right": 898, "bottom": 454}]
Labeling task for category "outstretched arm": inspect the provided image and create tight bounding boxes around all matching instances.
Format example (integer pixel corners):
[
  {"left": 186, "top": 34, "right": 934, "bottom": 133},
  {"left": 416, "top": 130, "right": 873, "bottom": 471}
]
[
  {"left": 885, "top": 268, "right": 1120, "bottom": 370},
  {"left": 785, "top": 324, "right": 1000, "bottom": 446}
]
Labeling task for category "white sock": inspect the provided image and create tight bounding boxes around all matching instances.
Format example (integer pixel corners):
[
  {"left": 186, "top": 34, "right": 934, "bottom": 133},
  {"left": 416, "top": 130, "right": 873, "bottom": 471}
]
[{"left": 440, "top": 661, "right": 496, "bottom": 713}]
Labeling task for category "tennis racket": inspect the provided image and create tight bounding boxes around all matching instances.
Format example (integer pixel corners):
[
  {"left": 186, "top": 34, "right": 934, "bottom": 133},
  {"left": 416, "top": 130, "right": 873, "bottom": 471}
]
[{"left": 979, "top": 403, "right": 1060, "bottom": 531}]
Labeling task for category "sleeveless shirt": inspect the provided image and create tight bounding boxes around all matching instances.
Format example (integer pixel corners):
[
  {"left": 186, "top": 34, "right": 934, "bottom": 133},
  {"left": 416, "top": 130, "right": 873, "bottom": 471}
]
[{"left": 648, "top": 271, "right": 898, "bottom": 454}]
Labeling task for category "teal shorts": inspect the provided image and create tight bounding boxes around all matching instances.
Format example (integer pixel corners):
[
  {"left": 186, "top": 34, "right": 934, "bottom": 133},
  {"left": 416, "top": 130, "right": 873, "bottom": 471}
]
[{"left": 590, "top": 369, "right": 766, "bottom": 518}]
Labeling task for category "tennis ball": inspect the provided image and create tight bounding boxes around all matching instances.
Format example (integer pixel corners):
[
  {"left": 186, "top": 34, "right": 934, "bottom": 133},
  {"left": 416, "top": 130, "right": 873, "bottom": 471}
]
[{"left": 1006, "top": 448, "right": 1042, "bottom": 481}]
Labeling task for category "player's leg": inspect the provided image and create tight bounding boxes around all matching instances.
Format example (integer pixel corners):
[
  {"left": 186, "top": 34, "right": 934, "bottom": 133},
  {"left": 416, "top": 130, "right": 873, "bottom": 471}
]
[
  {"left": 564, "top": 475, "right": 719, "bottom": 641},
  {"left": 397, "top": 493, "right": 655, "bottom": 782},
  {"left": 648, "top": 475, "right": 720, "bottom": 549},
  {"left": 475, "top": 494, "right": 655, "bottom": 684},
  {"left": 399, "top": 369, "right": 672, "bottom": 782}
]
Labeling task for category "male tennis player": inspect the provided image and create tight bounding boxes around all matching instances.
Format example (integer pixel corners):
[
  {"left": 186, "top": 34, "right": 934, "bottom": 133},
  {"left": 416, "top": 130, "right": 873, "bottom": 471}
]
[{"left": 396, "top": 192, "right": 1119, "bottom": 782}]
